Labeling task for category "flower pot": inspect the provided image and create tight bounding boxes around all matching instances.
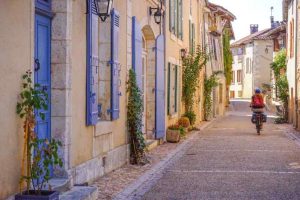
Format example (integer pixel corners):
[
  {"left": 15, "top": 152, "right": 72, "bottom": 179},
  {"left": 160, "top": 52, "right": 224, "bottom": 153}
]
[
  {"left": 15, "top": 190, "right": 59, "bottom": 200},
  {"left": 166, "top": 129, "right": 180, "bottom": 143}
]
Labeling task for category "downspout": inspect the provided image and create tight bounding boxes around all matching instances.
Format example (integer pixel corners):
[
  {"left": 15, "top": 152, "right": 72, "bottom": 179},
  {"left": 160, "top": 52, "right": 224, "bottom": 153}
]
[{"left": 295, "top": 0, "right": 298, "bottom": 129}]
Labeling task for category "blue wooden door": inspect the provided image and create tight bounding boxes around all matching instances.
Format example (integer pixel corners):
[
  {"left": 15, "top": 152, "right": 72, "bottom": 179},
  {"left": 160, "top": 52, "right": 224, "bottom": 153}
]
[
  {"left": 34, "top": 14, "right": 51, "bottom": 149},
  {"left": 155, "top": 35, "right": 166, "bottom": 139}
]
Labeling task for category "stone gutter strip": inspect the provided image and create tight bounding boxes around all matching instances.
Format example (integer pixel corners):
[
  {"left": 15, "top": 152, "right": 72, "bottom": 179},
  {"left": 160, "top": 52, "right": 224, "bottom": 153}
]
[{"left": 113, "top": 119, "right": 216, "bottom": 200}]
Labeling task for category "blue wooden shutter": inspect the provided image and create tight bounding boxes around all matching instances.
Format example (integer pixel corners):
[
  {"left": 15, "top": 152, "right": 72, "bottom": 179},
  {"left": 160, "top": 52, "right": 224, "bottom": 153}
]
[
  {"left": 167, "top": 63, "right": 171, "bottom": 115},
  {"left": 155, "top": 35, "right": 166, "bottom": 139},
  {"left": 86, "top": 0, "right": 99, "bottom": 126},
  {"left": 110, "top": 9, "right": 120, "bottom": 120},
  {"left": 132, "top": 17, "right": 143, "bottom": 90},
  {"left": 174, "top": 65, "right": 178, "bottom": 113}
]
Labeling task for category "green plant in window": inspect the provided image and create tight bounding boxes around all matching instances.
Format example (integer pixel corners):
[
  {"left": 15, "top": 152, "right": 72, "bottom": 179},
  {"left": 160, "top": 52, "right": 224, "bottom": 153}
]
[
  {"left": 182, "top": 45, "right": 208, "bottom": 123},
  {"left": 127, "top": 69, "right": 148, "bottom": 165},
  {"left": 204, "top": 71, "right": 223, "bottom": 121}
]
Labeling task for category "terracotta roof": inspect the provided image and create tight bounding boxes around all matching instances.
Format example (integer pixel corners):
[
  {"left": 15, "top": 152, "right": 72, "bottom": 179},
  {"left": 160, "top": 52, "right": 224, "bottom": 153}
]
[
  {"left": 230, "top": 28, "right": 272, "bottom": 48},
  {"left": 254, "top": 23, "right": 286, "bottom": 40}
]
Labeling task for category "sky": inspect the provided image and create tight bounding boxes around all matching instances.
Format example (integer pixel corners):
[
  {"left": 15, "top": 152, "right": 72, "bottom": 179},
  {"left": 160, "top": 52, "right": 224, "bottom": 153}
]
[{"left": 209, "top": 0, "right": 283, "bottom": 41}]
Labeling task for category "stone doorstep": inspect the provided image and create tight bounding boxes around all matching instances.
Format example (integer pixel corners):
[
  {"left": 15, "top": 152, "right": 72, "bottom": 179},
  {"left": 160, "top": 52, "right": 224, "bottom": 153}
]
[
  {"left": 49, "top": 178, "right": 70, "bottom": 193},
  {"left": 59, "top": 186, "right": 98, "bottom": 200},
  {"left": 146, "top": 139, "right": 159, "bottom": 151}
]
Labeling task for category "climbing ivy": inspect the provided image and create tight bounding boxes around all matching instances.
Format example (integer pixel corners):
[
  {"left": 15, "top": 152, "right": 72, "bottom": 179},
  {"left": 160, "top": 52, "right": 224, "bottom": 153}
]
[
  {"left": 271, "top": 49, "right": 289, "bottom": 121},
  {"left": 204, "top": 71, "right": 223, "bottom": 121},
  {"left": 223, "top": 30, "right": 233, "bottom": 105},
  {"left": 127, "top": 69, "right": 148, "bottom": 165},
  {"left": 182, "top": 46, "right": 208, "bottom": 120}
]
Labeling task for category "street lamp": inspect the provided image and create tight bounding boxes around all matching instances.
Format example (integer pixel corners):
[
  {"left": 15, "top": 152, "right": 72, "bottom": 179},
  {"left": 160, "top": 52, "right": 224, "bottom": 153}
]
[
  {"left": 180, "top": 48, "right": 187, "bottom": 60},
  {"left": 149, "top": 1, "right": 163, "bottom": 24},
  {"left": 94, "top": 0, "right": 113, "bottom": 22}
]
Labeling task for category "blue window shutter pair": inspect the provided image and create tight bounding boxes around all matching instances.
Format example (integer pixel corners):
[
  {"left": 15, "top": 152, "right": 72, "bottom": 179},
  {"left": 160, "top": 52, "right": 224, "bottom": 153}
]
[
  {"left": 110, "top": 9, "right": 120, "bottom": 120},
  {"left": 132, "top": 17, "right": 143, "bottom": 91},
  {"left": 155, "top": 35, "right": 166, "bottom": 139},
  {"left": 86, "top": 0, "right": 99, "bottom": 126}
]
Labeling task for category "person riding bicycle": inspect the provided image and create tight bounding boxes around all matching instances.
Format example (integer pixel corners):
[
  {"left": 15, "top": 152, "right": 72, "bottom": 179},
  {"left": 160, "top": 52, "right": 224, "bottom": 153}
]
[{"left": 250, "top": 88, "right": 265, "bottom": 109}]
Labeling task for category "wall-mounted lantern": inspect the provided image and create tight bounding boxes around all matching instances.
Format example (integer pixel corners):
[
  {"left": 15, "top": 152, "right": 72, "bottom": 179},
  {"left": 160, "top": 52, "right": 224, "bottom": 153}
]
[
  {"left": 94, "top": 0, "right": 113, "bottom": 22},
  {"left": 149, "top": 1, "right": 163, "bottom": 24},
  {"left": 180, "top": 48, "right": 187, "bottom": 60}
]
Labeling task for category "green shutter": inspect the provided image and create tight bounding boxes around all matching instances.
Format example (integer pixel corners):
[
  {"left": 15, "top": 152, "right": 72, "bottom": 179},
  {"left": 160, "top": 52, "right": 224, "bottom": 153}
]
[
  {"left": 169, "top": 0, "right": 173, "bottom": 32},
  {"left": 174, "top": 0, "right": 178, "bottom": 35},
  {"left": 167, "top": 63, "right": 171, "bottom": 115},
  {"left": 189, "top": 20, "right": 192, "bottom": 52},
  {"left": 174, "top": 65, "right": 178, "bottom": 113},
  {"left": 178, "top": 0, "right": 183, "bottom": 39},
  {"left": 192, "top": 23, "right": 195, "bottom": 53}
]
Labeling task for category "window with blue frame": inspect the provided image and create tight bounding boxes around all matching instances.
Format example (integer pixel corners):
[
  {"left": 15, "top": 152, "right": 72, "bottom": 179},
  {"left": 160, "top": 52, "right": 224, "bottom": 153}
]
[
  {"left": 169, "top": 0, "right": 183, "bottom": 40},
  {"left": 97, "top": 9, "right": 121, "bottom": 121}
]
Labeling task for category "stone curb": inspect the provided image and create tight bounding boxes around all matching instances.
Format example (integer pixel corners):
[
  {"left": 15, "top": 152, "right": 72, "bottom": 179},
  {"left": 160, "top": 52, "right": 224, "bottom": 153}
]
[{"left": 113, "top": 118, "right": 217, "bottom": 200}]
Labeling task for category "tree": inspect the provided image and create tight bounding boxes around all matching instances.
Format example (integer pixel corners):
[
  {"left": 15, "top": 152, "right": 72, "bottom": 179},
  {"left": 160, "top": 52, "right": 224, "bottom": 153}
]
[{"left": 223, "top": 29, "right": 233, "bottom": 106}]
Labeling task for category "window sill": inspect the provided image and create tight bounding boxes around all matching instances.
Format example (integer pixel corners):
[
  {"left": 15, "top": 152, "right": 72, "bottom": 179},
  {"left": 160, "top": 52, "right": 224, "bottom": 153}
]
[{"left": 95, "top": 121, "right": 113, "bottom": 137}]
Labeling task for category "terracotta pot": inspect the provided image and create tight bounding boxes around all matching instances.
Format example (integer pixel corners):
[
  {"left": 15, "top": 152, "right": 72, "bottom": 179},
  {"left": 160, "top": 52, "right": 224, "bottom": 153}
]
[
  {"left": 15, "top": 190, "right": 59, "bottom": 200},
  {"left": 166, "top": 129, "right": 180, "bottom": 143}
]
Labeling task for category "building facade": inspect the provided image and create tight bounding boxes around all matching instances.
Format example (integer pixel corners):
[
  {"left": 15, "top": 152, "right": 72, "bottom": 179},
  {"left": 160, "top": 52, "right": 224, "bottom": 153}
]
[
  {"left": 230, "top": 27, "right": 275, "bottom": 99},
  {"left": 0, "top": 0, "right": 235, "bottom": 199}
]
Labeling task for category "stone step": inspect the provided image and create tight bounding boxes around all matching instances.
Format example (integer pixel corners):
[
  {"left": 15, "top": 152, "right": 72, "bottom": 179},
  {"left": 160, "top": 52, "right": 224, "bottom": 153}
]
[
  {"left": 146, "top": 139, "right": 159, "bottom": 151},
  {"left": 49, "top": 178, "right": 70, "bottom": 193},
  {"left": 60, "top": 186, "right": 98, "bottom": 200}
]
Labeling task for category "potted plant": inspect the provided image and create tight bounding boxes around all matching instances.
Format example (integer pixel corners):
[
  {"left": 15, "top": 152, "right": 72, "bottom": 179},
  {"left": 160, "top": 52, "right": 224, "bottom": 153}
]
[
  {"left": 167, "top": 124, "right": 185, "bottom": 143},
  {"left": 178, "top": 117, "right": 191, "bottom": 133},
  {"left": 16, "top": 70, "right": 63, "bottom": 200}
]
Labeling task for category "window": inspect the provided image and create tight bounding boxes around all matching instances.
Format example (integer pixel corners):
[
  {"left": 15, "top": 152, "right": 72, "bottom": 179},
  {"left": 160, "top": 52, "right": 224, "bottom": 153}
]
[
  {"left": 189, "top": 21, "right": 195, "bottom": 53},
  {"left": 212, "top": 38, "right": 217, "bottom": 60},
  {"left": 170, "top": 0, "right": 183, "bottom": 39},
  {"left": 231, "top": 71, "right": 235, "bottom": 84},
  {"left": 237, "top": 70, "right": 242, "bottom": 83},
  {"left": 246, "top": 58, "right": 250, "bottom": 73},
  {"left": 219, "top": 84, "right": 223, "bottom": 103},
  {"left": 290, "top": 19, "right": 294, "bottom": 58},
  {"left": 167, "top": 63, "right": 178, "bottom": 115}
]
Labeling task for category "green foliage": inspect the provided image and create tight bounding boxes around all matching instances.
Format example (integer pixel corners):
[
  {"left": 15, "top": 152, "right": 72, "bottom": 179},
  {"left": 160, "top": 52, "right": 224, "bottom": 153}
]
[
  {"left": 182, "top": 46, "right": 208, "bottom": 113},
  {"left": 204, "top": 71, "right": 223, "bottom": 121},
  {"left": 271, "top": 49, "right": 287, "bottom": 79},
  {"left": 16, "top": 70, "right": 48, "bottom": 120},
  {"left": 168, "top": 124, "right": 186, "bottom": 137},
  {"left": 27, "top": 138, "right": 63, "bottom": 194},
  {"left": 223, "top": 30, "right": 233, "bottom": 86},
  {"left": 276, "top": 75, "right": 289, "bottom": 105},
  {"left": 127, "top": 69, "right": 147, "bottom": 165},
  {"left": 184, "top": 111, "right": 196, "bottom": 126},
  {"left": 17, "top": 70, "right": 63, "bottom": 194}
]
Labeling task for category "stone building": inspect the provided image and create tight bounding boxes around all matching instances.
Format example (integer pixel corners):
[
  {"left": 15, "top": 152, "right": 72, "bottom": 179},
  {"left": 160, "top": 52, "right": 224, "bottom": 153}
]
[
  {"left": 205, "top": 2, "right": 235, "bottom": 117},
  {"left": 230, "top": 27, "right": 275, "bottom": 99},
  {"left": 0, "top": 0, "right": 164, "bottom": 199}
]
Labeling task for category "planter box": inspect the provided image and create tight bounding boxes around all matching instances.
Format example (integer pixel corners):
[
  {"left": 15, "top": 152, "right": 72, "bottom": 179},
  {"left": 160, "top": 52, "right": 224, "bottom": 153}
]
[
  {"left": 166, "top": 129, "right": 180, "bottom": 143},
  {"left": 15, "top": 190, "right": 59, "bottom": 200}
]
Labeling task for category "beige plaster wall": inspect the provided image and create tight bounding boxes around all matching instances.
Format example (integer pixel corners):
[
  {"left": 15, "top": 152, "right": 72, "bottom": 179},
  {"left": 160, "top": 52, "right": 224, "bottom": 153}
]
[
  {"left": 165, "top": 0, "right": 205, "bottom": 127},
  {"left": 0, "top": 1, "right": 34, "bottom": 199}
]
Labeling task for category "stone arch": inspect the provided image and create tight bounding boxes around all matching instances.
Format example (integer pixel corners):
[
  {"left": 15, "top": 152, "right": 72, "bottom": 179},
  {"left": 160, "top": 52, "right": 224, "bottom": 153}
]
[{"left": 141, "top": 25, "right": 156, "bottom": 139}]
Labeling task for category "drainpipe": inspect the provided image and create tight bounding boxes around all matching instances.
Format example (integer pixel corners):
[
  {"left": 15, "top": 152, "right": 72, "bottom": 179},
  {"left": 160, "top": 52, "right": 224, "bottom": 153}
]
[{"left": 295, "top": 0, "right": 299, "bottom": 129}]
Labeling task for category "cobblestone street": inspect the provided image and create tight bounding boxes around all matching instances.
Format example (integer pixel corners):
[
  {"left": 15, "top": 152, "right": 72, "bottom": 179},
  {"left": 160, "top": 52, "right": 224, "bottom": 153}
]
[{"left": 106, "top": 100, "right": 300, "bottom": 200}]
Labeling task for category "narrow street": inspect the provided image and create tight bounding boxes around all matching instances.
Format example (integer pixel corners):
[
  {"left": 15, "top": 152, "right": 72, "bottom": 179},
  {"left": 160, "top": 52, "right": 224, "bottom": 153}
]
[{"left": 139, "top": 100, "right": 300, "bottom": 200}]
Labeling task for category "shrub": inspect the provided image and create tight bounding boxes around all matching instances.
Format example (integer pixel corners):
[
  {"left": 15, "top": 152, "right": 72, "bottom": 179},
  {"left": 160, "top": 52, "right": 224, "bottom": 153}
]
[
  {"left": 168, "top": 124, "right": 185, "bottom": 136},
  {"left": 184, "top": 111, "right": 196, "bottom": 125},
  {"left": 178, "top": 117, "right": 190, "bottom": 128}
]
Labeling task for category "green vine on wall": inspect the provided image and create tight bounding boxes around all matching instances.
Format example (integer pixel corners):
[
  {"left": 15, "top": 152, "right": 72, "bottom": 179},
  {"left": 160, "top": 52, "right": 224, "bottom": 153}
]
[
  {"left": 223, "top": 30, "right": 233, "bottom": 105},
  {"left": 270, "top": 49, "right": 289, "bottom": 121},
  {"left": 182, "top": 46, "right": 208, "bottom": 124},
  {"left": 127, "top": 69, "right": 148, "bottom": 165},
  {"left": 204, "top": 71, "right": 223, "bottom": 121}
]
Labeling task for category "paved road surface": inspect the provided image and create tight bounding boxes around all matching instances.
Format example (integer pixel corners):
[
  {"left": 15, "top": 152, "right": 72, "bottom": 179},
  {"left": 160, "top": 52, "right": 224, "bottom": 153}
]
[{"left": 142, "top": 100, "right": 300, "bottom": 200}]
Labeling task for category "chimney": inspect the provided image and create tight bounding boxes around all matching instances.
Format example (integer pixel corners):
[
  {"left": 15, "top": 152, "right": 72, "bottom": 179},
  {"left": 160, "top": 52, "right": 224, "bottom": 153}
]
[
  {"left": 250, "top": 24, "right": 259, "bottom": 34},
  {"left": 270, "top": 6, "right": 275, "bottom": 28}
]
